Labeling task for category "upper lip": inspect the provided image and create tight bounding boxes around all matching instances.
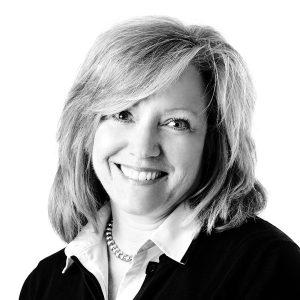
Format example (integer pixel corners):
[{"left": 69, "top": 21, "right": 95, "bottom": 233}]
[{"left": 114, "top": 163, "right": 168, "bottom": 174}]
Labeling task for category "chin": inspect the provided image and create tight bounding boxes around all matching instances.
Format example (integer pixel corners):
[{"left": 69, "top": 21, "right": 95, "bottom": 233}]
[{"left": 112, "top": 195, "right": 164, "bottom": 217}]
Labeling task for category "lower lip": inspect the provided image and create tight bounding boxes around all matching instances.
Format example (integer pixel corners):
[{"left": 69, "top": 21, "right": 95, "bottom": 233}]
[{"left": 114, "top": 164, "right": 168, "bottom": 186}]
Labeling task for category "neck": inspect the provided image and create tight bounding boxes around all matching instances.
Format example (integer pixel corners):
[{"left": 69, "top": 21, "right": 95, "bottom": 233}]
[{"left": 110, "top": 204, "right": 165, "bottom": 255}]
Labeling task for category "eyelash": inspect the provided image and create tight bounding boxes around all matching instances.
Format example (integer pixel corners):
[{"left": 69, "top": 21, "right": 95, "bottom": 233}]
[
  {"left": 111, "top": 111, "right": 132, "bottom": 122},
  {"left": 165, "top": 117, "right": 192, "bottom": 131},
  {"left": 110, "top": 111, "right": 192, "bottom": 131}
]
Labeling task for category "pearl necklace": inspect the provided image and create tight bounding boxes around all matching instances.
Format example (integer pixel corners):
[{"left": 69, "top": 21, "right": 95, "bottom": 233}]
[{"left": 105, "top": 219, "right": 133, "bottom": 262}]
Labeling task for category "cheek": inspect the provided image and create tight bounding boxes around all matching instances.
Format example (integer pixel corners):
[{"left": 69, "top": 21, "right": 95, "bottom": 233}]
[
  {"left": 93, "top": 124, "right": 122, "bottom": 161},
  {"left": 165, "top": 136, "right": 205, "bottom": 181},
  {"left": 92, "top": 125, "right": 117, "bottom": 179}
]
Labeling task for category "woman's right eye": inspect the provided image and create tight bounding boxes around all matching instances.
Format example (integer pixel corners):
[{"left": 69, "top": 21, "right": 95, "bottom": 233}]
[{"left": 111, "top": 111, "right": 133, "bottom": 123}]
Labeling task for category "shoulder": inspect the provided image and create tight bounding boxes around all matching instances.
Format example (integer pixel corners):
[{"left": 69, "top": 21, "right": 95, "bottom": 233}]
[
  {"left": 35, "top": 248, "right": 66, "bottom": 271},
  {"left": 236, "top": 216, "right": 296, "bottom": 242},
  {"left": 202, "top": 216, "right": 300, "bottom": 262},
  {"left": 189, "top": 217, "right": 300, "bottom": 298},
  {"left": 231, "top": 216, "right": 297, "bottom": 243},
  {"left": 30, "top": 248, "right": 67, "bottom": 280},
  {"left": 231, "top": 218, "right": 300, "bottom": 295},
  {"left": 225, "top": 217, "right": 300, "bottom": 265},
  {"left": 200, "top": 216, "right": 299, "bottom": 249},
  {"left": 19, "top": 249, "right": 68, "bottom": 299},
  {"left": 239, "top": 216, "right": 300, "bottom": 260}
]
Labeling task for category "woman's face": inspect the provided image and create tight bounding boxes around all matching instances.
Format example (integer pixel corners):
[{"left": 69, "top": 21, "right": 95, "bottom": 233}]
[{"left": 92, "top": 66, "right": 207, "bottom": 219}]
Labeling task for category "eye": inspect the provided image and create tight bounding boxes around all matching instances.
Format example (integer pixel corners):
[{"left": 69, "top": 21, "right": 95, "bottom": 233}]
[
  {"left": 165, "top": 118, "right": 191, "bottom": 131},
  {"left": 112, "top": 110, "right": 133, "bottom": 123}
]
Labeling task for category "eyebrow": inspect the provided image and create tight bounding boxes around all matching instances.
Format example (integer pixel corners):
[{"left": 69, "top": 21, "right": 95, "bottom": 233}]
[{"left": 163, "top": 108, "right": 205, "bottom": 118}]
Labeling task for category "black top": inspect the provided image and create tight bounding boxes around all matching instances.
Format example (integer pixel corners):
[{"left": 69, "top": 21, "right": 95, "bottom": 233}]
[{"left": 19, "top": 217, "right": 300, "bottom": 299}]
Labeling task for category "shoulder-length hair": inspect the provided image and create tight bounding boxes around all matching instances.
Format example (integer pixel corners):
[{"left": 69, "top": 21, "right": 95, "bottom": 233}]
[{"left": 49, "top": 16, "right": 266, "bottom": 243}]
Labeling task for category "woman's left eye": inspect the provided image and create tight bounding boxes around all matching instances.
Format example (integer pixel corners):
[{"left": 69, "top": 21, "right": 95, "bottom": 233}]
[
  {"left": 165, "top": 118, "right": 191, "bottom": 131},
  {"left": 111, "top": 111, "right": 133, "bottom": 123}
]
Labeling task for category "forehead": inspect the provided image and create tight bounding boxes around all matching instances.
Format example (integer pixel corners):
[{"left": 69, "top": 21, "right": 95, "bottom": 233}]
[{"left": 134, "top": 65, "right": 207, "bottom": 115}]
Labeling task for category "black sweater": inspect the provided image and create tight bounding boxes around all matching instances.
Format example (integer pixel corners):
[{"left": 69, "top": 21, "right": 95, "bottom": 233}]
[{"left": 20, "top": 217, "right": 300, "bottom": 299}]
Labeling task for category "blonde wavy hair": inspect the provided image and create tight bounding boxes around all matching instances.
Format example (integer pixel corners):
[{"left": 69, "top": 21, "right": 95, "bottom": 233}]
[{"left": 49, "top": 16, "right": 266, "bottom": 243}]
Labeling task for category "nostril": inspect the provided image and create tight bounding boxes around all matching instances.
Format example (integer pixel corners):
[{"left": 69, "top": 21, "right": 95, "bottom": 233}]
[{"left": 128, "top": 133, "right": 161, "bottom": 159}]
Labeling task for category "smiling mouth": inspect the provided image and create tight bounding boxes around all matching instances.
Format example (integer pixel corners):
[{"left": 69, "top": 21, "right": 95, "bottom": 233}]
[{"left": 115, "top": 164, "right": 168, "bottom": 182}]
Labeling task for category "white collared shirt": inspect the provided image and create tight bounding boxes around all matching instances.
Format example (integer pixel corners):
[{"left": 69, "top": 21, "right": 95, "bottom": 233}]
[{"left": 63, "top": 203, "right": 199, "bottom": 300}]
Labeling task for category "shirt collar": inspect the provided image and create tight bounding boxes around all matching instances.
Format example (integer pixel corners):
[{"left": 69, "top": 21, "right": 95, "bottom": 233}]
[
  {"left": 62, "top": 203, "right": 111, "bottom": 273},
  {"left": 149, "top": 203, "right": 200, "bottom": 264},
  {"left": 62, "top": 202, "right": 199, "bottom": 273}
]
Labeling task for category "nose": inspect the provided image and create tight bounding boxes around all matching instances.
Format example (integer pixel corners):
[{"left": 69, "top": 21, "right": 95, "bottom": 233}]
[{"left": 128, "top": 124, "right": 161, "bottom": 159}]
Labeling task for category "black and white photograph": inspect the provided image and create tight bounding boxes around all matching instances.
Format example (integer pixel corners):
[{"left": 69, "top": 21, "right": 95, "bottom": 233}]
[{"left": 1, "top": 0, "right": 300, "bottom": 299}]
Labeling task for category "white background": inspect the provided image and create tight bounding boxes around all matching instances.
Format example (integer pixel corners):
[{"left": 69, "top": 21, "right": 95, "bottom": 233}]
[{"left": 1, "top": 0, "right": 299, "bottom": 298}]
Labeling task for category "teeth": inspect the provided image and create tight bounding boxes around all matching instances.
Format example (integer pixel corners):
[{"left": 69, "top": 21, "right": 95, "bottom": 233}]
[
  {"left": 120, "top": 165, "right": 163, "bottom": 181},
  {"left": 138, "top": 172, "right": 146, "bottom": 181},
  {"left": 151, "top": 172, "right": 157, "bottom": 180}
]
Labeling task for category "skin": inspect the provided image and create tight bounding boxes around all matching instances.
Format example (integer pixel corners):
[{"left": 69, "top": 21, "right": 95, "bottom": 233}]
[
  {"left": 92, "top": 65, "right": 208, "bottom": 299},
  {"left": 92, "top": 65, "right": 207, "bottom": 224}
]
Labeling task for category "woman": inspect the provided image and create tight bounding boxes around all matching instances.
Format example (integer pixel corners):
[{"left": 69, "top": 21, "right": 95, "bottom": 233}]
[{"left": 20, "top": 16, "right": 300, "bottom": 299}]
